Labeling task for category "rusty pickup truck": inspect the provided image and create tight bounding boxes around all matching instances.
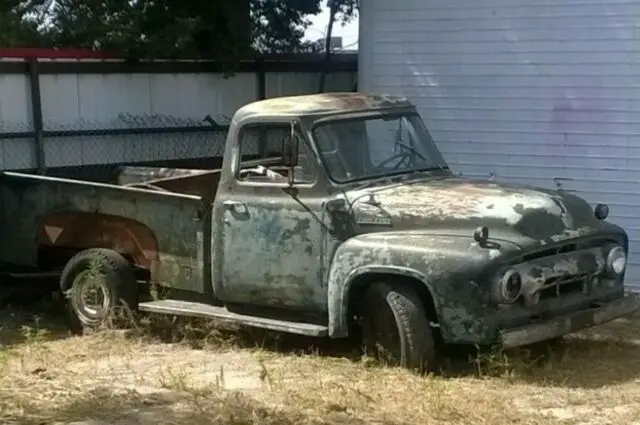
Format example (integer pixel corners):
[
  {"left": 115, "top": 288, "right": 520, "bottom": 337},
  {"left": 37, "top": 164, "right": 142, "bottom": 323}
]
[{"left": 0, "top": 92, "right": 638, "bottom": 370}]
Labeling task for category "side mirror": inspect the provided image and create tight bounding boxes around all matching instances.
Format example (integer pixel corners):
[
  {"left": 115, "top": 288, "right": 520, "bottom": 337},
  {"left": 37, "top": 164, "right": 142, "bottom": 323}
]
[{"left": 282, "top": 134, "right": 299, "bottom": 167}]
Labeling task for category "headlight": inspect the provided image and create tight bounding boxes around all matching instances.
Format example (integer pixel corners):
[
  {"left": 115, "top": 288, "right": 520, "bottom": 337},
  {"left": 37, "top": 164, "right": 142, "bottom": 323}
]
[
  {"left": 496, "top": 269, "right": 522, "bottom": 303},
  {"left": 606, "top": 246, "right": 627, "bottom": 275}
]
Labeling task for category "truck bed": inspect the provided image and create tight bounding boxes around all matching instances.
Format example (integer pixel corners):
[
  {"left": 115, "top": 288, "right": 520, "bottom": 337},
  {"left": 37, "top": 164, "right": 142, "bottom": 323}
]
[
  {"left": 0, "top": 170, "right": 212, "bottom": 297},
  {"left": 0, "top": 156, "right": 283, "bottom": 293}
]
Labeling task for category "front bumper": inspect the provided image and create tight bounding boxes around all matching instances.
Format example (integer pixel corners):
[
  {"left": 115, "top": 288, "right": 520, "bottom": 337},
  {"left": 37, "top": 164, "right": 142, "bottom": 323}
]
[{"left": 500, "top": 293, "right": 640, "bottom": 349}]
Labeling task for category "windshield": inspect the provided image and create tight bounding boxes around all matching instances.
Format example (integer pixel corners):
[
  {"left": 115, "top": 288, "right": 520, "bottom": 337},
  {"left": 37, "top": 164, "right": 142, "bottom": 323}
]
[{"left": 311, "top": 113, "right": 449, "bottom": 183}]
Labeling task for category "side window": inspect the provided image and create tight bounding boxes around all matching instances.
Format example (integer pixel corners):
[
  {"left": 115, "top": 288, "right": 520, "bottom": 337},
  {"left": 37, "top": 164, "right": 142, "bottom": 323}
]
[{"left": 236, "top": 122, "right": 316, "bottom": 184}]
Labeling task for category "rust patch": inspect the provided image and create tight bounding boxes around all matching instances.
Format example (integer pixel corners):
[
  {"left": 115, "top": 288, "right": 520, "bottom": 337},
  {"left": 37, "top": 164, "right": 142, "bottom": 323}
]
[
  {"left": 234, "top": 92, "right": 412, "bottom": 121},
  {"left": 345, "top": 176, "right": 604, "bottom": 242},
  {"left": 38, "top": 212, "right": 159, "bottom": 274}
]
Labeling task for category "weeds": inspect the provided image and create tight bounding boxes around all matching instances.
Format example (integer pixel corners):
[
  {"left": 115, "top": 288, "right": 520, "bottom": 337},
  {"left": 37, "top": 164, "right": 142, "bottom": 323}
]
[{"left": 1, "top": 297, "right": 640, "bottom": 424}]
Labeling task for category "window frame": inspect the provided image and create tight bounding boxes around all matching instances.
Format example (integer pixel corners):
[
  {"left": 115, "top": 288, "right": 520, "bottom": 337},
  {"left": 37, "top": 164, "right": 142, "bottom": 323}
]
[
  {"left": 310, "top": 110, "right": 448, "bottom": 185},
  {"left": 233, "top": 120, "right": 318, "bottom": 188}
]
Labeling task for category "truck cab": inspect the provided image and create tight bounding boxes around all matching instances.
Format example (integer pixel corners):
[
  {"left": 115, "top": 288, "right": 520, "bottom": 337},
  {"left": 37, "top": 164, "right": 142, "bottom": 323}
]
[
  {"left": 2, "top": 92, "right": 638, "bottom": 371},
  {"left": 210, "top": 93, "right": 453, "bottom": 316}
]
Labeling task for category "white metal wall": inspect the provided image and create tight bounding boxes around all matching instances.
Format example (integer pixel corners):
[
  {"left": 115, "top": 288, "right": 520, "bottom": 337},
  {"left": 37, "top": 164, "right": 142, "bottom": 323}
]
[
  {"left": 359, "top": 0, "right": 640, "bottom": 289},
  {"left": 0, "top": 67, "right": 356, "bottom": 170}
]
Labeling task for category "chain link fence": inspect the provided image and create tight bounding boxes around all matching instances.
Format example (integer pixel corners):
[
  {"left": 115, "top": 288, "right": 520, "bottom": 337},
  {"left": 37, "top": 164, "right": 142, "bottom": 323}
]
[
  {"left": 0, "top": 114, "right": 293, "bottom": 184},
  {"left": 0, "top": 122, "right": 39, "bottom": 172},
  {"left": 0, "top": 116, "right": 237, "bottom": 182},
  {"left": 40, "top": 114, "right": 233, "bottom": 183}
]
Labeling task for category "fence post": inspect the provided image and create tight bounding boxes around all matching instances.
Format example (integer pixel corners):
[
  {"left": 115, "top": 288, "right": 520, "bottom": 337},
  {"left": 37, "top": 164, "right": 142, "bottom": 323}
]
[
  {"left": 256, "top": 59, "right": 268, "bottom": 158},
  {"left": 27, "top": 58, "right": 46, "bottom": 174}
]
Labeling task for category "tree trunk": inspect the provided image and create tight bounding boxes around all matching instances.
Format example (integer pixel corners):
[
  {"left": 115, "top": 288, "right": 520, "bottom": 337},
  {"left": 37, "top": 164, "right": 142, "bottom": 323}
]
[{"left": 318, "top": 1, "right": 337, "bottom": 93}]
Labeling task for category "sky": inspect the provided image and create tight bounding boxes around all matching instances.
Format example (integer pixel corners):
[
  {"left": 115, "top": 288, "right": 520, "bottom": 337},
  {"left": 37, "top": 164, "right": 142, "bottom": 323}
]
[{"left": 303, "top": 2, "right": 360, "bottom": 50}]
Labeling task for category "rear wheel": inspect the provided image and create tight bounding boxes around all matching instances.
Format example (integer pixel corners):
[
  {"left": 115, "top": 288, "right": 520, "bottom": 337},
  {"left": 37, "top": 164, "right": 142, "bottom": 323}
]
[
  {"left": 60, "top": 248, "right": 138, "bottom": 333},
  {"left": 359, "top": 282, "right": 437, "bottom": 372}
]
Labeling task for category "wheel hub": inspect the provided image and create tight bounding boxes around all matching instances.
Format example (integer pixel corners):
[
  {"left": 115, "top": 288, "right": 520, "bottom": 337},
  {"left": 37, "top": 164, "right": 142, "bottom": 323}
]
[{"left": 71, "top": 270, "right": 111, "bottom": 321}]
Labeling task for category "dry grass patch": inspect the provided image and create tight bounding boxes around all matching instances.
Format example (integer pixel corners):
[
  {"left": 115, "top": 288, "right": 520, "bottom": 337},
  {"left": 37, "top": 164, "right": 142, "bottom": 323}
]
[{"left": 1, "top": 303, "right": 640, "bottom": 425}]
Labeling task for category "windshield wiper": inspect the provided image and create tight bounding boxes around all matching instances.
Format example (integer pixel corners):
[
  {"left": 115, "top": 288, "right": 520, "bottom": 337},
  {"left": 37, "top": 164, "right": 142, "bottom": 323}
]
[{"left": 426, "top": 164, "right": 449, "bottom": 171}]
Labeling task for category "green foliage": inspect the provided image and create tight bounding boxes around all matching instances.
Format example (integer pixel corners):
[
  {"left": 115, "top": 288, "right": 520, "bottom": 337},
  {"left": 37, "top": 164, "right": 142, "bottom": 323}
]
[
  {"left": 0, "top": 0, "right": 359, "bottom": 59},
  {"left": 0, "top": 0, "right": 52, "bottom": 47},
  {"left": 252, "top": 0, "right": 321, "bottom": 54},
  {"left": 328, "top": 0, "right": 358, "bottom": 26}
]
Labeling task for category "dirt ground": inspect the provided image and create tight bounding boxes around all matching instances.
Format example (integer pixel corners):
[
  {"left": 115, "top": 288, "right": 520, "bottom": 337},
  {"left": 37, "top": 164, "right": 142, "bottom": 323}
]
[{"left": 1, "top": 300, "right": 640, "bottom": 425}]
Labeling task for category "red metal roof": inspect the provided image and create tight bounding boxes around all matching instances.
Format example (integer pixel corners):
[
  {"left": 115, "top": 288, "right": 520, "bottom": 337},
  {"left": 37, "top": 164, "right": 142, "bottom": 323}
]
[{"left": 0, "top": 48, "right": 112, "bottom": 59}]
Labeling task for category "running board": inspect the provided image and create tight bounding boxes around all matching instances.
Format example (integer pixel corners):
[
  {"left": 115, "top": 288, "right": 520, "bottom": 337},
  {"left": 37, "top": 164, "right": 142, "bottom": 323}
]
[{"left": 138, "top": 299, "right": 328, "bottom": 337}]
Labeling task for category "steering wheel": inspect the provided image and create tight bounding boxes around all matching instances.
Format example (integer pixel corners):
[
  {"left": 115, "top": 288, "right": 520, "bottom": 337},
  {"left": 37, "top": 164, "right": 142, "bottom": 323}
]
[
  {"left": 377, "top": 143, "right": 429, "bottom": 170},
  {"left": 377, "top": 151, "right": 414, "bottom": 170},
  {"left": 395, "top": 142, "right": 428, "bottom": 162}
]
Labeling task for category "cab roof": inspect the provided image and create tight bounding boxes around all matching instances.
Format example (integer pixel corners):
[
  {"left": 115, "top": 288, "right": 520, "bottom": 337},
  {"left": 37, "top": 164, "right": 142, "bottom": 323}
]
[{"left": 233, "top": 92, "right": 414, "bottom": 122}]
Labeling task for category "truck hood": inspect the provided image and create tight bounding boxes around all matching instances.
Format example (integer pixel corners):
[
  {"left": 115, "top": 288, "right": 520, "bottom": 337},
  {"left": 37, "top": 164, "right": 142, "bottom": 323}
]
[{"left": 347, "top": 176, "right": 617, "bottom": 249}]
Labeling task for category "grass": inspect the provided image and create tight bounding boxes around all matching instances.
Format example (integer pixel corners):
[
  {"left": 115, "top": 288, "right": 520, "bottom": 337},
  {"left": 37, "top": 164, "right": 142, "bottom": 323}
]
[{"left": 2, "top": 300, "right": 640, "bottom": 425}]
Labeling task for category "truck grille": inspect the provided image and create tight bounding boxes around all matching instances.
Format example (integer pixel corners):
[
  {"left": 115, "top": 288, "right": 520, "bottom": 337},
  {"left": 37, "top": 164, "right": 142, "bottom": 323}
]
[
  {"left": 539, "top": 273, "right": 588, "bottom": 300},
  {"left": 519, "top": 238, "right": 612, "bottom": 302}
]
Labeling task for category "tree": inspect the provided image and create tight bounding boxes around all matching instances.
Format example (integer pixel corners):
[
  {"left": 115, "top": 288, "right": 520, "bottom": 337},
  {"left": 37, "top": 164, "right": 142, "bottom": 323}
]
[
  {"left": 0, "top": 0, "right": 51, "bottom": 47},
  {"left": 44, "top": 0, "right": 237, "bottom": 59},
  {"left": 0, "top": 0, "right": 358, "bottom": 60},
  {"left": 40, "top": 0, "right": 327, "bottom": 59},
  {"left": 251, "top": 0, "right": 322, "bottom": 53},
  {"left": 318, "top": 0, "right": 358, "bottom": 92}
]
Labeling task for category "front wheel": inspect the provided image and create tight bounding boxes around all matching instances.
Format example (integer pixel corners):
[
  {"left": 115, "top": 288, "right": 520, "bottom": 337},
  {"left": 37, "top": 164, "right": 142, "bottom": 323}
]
[
  {"left": 359, "top": 282, "right": 437, "bottom": 372},
  {"left": 60, "top": 248, "right": 138, "bottom": 334}
]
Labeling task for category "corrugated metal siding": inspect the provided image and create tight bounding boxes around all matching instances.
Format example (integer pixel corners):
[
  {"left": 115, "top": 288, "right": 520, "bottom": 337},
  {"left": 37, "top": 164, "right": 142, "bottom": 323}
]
[{"left": 360, "top": 0, "right": 640, "bottom": 289}]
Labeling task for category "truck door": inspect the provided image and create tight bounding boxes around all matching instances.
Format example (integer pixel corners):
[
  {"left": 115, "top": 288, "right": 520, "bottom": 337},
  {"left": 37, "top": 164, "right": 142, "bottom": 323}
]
[{"left": 214, "top": 121, "right": 327, "bottom": 315}]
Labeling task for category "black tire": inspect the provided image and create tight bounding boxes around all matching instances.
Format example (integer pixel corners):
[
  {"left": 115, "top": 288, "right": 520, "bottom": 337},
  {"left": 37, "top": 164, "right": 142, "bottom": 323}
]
[
  {"left": 360, "top": 282, "right": 436, "bottom": 372},
  {"left": 60, "top": 248, "right": 138, "bottom": 334}
]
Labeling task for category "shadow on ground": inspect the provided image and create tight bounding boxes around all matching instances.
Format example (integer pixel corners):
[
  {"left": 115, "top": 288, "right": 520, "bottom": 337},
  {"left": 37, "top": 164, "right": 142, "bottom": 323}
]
[
  {"left": 137, "top": 311, "right": 640, "bottom": 388},
  {"left": 3, "top": 293, "right": 640, "bottom": 390},
  {"left": 0, "top": 295, "right": 71, "bottom": 348},
  {"left": 2, "top": 385, "right": 400, "bottom": 425},
  {"left": 132, "top": 312, "right": 366, "bottom": 363},
  {"left": 504, "top": 327, "right": 640, "bottom": 389},
  {"left": 442, "top": 313, "right": 640, "bottom": 389}
]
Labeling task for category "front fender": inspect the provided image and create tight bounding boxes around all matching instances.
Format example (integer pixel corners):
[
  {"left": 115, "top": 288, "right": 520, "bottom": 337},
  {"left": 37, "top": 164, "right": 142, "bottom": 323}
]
[
  {"left": 326, "top": 231, "right": 520, "bottom": 340},
  {"left": 327, "top": 260, "right": 438, "bottom": 338}
]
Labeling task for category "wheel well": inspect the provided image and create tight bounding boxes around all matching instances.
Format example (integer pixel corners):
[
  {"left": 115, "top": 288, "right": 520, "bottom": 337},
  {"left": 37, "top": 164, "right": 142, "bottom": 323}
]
[
  {"left": 347, "top": 272, "right": 440, "bottom": 327},
  {"left": 37, "top": 211, "right": 158, "bottom": 279}
]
